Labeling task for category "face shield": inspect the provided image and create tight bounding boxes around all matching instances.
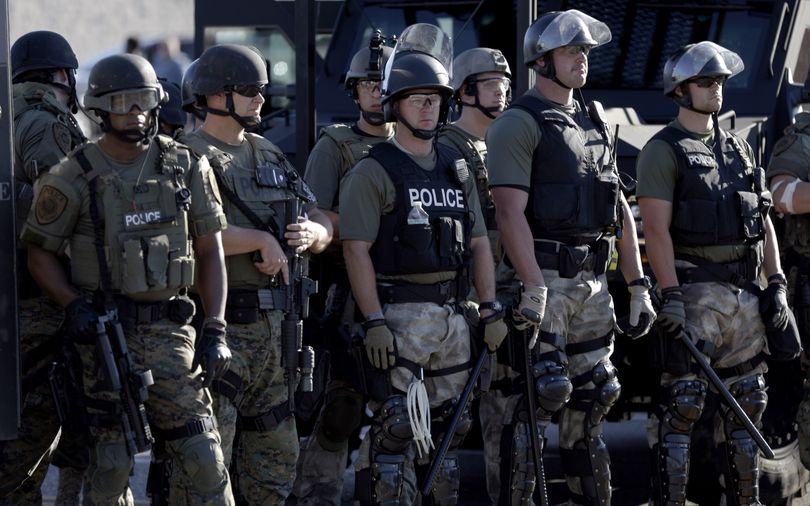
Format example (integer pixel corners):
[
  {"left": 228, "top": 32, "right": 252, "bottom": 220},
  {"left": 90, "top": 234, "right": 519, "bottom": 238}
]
[
  {"left": 531, "top": 9, "right": 611, "bottom": 60},
  {"left": 665, "top": 41, "right": 744, "bottom": 94},
  {"left": 383, "top": 23, "right": 454, "bottom": 93}
]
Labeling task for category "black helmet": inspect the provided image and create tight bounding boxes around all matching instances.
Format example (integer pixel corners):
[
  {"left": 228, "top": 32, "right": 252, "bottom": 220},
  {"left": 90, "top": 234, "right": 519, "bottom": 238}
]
[
  {"left": 181, "top": 58, "right": 199, "bottom": 111},
  {"left": 382, "top": 52, "right": 453, "bottom": 105},
  {"left": 190, "top": 44, "right": 268, "bottom": 97},
  {"left": 523, "top": 10, "right": 610, "bottom": 67},
  {"left": 11, "top": 30, "right": 77, "bottom": 81},
  {"left": 158, "top": 78, "right": 186, "bottom": 128}
]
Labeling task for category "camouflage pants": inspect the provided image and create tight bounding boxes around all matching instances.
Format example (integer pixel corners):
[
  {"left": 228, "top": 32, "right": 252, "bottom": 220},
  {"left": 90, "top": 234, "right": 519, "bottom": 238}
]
[
  {"left": 213, "top": 309, "right": 298, "bottom": 505},
  {"left": 646, "top": 282, "right": 768, "bottom": 447},
  {"left": 481, "top": 263, "right": 617, "bottom": 503},
  {"left": 354, "top": 302, "right": 471, "bottom": 505},
  {"left": 0, "top": 297, "right": 63, "bottom": 505},
  {"left": 77, "top": 317, "right": 232, "bottom": 506}
]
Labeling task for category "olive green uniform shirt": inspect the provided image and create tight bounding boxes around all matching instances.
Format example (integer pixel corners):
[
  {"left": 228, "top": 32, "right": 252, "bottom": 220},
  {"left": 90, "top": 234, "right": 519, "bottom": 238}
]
[{"left": 636, "top": 120, "right": 756, "bottom": 262}]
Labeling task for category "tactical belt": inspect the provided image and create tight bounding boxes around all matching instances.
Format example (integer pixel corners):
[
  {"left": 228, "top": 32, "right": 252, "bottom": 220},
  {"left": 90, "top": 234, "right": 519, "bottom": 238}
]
[
  {"left": 152, "top": 416, "right": 216, "bottom": 442},
  {"left": 210, "top": 369, "right": 244, "bottom": 406},
  {"left": 675, "top": 254, "right": 757, "bottom": 292},
  {"left": 106, "top": 294, "right": 195, "bottom": 325},
  {"left": 238, "top": 400, "right": 293, "bottom": 432},
  {"left": 224, "top": 288, "right": 284, "bottom": 323},
  {"left": 713, "top": 352, "right": 766, "bottom": 380},
  {"left": 376, "top": 280, "right": 460, "bottom": 305},
  {"left": 533, "top": 240, "right": 607, "bottom": 276}
]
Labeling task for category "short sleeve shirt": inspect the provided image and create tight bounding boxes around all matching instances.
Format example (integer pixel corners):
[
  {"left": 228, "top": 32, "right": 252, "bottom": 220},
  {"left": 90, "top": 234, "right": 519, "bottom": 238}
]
[{"left": 767, "top": 112, "right": 810, "bottom": 182}]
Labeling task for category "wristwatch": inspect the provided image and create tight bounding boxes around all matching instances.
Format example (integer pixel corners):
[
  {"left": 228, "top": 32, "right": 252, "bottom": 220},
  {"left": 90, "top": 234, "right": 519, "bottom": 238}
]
[
  {"left": 479, "top": 301, "right": 504, "bottom": 313},
  {"left": 628, "top": 276, "right": 652, "bottom": 289}
]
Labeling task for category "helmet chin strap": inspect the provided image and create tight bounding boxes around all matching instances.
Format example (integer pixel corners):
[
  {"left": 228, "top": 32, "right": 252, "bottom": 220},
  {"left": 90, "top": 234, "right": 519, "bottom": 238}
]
[
  {"left": 536, "top": 56, "right": 571, "bottom": 90},
  {"left": 393, "top": 108, "right": 438, "bottom": 140},
  {"left": 459, "top": 96, "right": 503, "bottom": 120},
  {"left": 205, "top": 92, "right": 260, "bottom": 129},
  {"left": 99, "top": 109, "right": 159, "bottom": 145},
  {"left": 673, "top": 86, "right": 717, "bottom": 115},
  {"left": 361, "top": 109, "right": 386, "bottom": 126}
]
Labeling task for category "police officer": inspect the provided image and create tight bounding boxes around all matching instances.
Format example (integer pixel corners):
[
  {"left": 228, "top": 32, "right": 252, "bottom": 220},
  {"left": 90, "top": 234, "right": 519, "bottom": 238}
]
[
  {"left": 183, "top": 44, "right": 333, "bottom": 504},
  {"left": 181, "top": 59, "right": 206, "bottom": 128},
  {"left": 435, "top": 46, "right": 513, "bottom": 503},
  {"left": 488, "top": 10, "right": 654, "bottom": 504},
  {"left": 20, "top": 53, "right": 234, "bottom": 505},
  {"left": 768, "top": 110, "right": 810, "bottom": 472},
  {"left": 157, "top": 78, "right": 187, "bottom": 139},
  {"left": 340, "top": 24, "right": 507, "bottom": 505},
  {"left": 637, "top": 41, "right": 785, "bottom": 505},
  {"left": 293, "top": 39, "right": 394, "bottom": 506},
  {"left": 0, "top": 30, "right": 86, "bottom": 505}
]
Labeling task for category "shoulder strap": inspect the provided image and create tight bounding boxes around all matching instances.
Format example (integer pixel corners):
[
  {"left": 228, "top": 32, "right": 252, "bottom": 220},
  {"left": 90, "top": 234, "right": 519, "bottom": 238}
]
[{"left": 209, "top": 167, "right": 281, "bottom": 239}]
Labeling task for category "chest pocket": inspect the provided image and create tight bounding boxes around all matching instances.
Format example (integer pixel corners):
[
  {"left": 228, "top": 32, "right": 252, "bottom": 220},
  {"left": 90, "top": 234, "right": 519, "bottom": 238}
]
[
  {"left": 112, "top": 178, "right": 194, "bottom": 296},
  {"left": 227, "top": 168, "right": 290, "bottom": 229}
]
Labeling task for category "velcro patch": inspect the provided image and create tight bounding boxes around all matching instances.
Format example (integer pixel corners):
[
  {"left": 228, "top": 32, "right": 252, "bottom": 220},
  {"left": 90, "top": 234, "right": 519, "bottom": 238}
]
[
  {"left": 35, "top": 185, "right": 68, "bottom": 225},
  {"left": 454, "top": 159, "right": 470, "bottom": 182},
  {"left": 52, "top": 123, "right": 73, "bottom": 155}
]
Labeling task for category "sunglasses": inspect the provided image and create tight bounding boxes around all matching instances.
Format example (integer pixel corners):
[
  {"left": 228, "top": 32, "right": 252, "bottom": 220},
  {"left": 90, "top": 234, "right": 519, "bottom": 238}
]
[
  {"left": 357, "top": 80, "right": 382, "bottom": 93},
  {"left": 229, "top": 84, "right": 265, "bottom": 98},
  {"left": 562, "top": 45, "right": 591, "bottom": 56},
  {"left": 689, "top": 76, "right": 727, "bottom": 88},
  {"left": 103, "top": 88, "right": 161, "bottom": 114},
  {"left": 402, "top": 93, "right": 442, "bottom": 109},
  {"left": 474, "top": 76, "right": 511, "bottom": 93}
]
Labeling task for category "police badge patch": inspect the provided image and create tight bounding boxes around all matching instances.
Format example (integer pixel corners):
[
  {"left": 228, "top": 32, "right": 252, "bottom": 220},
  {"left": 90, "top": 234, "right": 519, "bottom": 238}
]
[
  {"left": 36, "top": 185, "right": 68, "bottom": 225},
  {"left": 52, "top": 123, "right": 74, "bottom": 155},
  {"left": 454, "top": 159, "right": 470, "bottom": 182}
]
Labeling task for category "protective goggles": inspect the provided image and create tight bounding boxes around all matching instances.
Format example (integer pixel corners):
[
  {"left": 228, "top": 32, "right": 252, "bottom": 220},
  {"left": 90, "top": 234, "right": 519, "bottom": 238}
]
[
  {"left": 561, "top": 45, "right": 592, "bottom": 56},
  {"left": 473, "top": 76, "right": 511, "bottom": 93},
  {"left": 688, "top": 75, "right": 728, "bottom": 88},
  {"left": 228, "top": 84, "right": 265, "bottom": 97},
  {"left": 401, "top": 93, "right": 442, "bottom": 109},
  {"left": 357, "top": 80, "right": 382, "bottom": 93},
  {"left": 95, "top": 88, "right": 162, "bottom": 114}
]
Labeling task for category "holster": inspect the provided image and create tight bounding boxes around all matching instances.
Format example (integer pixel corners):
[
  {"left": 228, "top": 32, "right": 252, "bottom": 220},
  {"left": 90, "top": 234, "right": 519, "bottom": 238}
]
[{"left": 350, "top": 335, "right": 392, "bottom": 402}]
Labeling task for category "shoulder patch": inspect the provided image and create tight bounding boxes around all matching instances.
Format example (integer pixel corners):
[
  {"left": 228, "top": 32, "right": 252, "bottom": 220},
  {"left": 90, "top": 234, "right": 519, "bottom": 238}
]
[
  {"left": 35, "top": 185, "right": 68, "bottom": 225},
  {"left": 52, "top": 123, "right": 73, "bottom": 155},
  {"left": 454, "top": 159, "right": 470, "bottom": 183},
  {"left": 772, "top": 133, "right": 798, "bottom": 158}
]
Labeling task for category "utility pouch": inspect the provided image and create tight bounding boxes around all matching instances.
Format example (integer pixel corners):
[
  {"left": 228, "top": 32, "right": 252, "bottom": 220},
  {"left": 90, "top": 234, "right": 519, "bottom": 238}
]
[
  {"left": 559, "top": 245, "right": 589, "bottom": 279},
  {"left": 350, "top": 335, "right": 392, "bottom": 402},
  {"left": 122, "top": 239, "right": 149, "bottom": 294},
  {"left": 167, "top": 296, "right": 195, "bottom": 324},
  {"left": 145, "top": 235, "right": 170, "bottom": 290},
  {"left": 737, "top": 191, "right": 765, "bottom": 239},
  {"left": 437, "top": 217, "right": 464, "bottom": 264},
  {"left": 593, "top": 238, "right": 613, "bottom": 275}
]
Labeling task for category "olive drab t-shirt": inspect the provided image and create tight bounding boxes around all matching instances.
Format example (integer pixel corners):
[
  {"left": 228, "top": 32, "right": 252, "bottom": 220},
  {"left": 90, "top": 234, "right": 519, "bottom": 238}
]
[
  {"left": 486, "top": 87, "right": 575, "bottom": 191},
  {"left": 304, "top": 123, "right": 392, "bottom": 212},
  {"left": 636, "top": 119, "right": 757, "bottom": 263},
  {"left": 21, "top": 138, "right": 227, "bottom": 302},
  {"left": 766, "top": 111, "right": 810, "bottom": 254},
  {"left": 339, "top": 141, "right": 487, "bottom": 284}
]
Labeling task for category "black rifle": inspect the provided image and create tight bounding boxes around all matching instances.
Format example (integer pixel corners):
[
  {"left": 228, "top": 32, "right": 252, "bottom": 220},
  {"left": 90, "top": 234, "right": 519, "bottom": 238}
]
[
  {"left": 421, "top": 347, "right": 490, "bottom": 497},
  {"left": 94, "top": 309, "right": 155, "bottom": 456},
  {"left": 521, "top": 310, "right": 549, "bottom": 506}
]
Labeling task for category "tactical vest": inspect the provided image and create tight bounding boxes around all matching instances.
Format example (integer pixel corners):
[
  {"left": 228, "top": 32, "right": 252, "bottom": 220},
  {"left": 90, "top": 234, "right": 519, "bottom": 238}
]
[
  {"left": 510, "top": 95, "right": 621, "bottom": 244},
  {"left": 438, "top": 123, "right": 496, "bottom": 231},
  {"left": 651, "top": 127, "right": 769, "bottom": 247},
  {"left": 184, "top": 132, "right": 312, "bottom": 289},
  {"left": 319, "top": 123, "right": 389, "bottom": 209},
  {"left": 368, "top": 142, "right": 472, "bottom": 277},
  {"left": 777, "top": 114, "right": 810, "bottom": 254},
  {"left": 70, "top": 136, "right": 196, "bottom": 301}
]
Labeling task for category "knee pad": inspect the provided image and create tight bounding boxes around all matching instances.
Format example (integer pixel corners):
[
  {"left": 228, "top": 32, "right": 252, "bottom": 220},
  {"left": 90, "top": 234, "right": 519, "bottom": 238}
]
[
  {"left": 430, "top": 452, "right": 460, "bottom": 506},
  {"left": 88, "top": 441, "right": 132, "bottom": 496},
  {"left": 317, "top": 386, "right": 364, "bottom": 451},
  {"left": 371, "top": 395, "right": 413, "bottom": 454},
  {"left": 725, "top": 374, "right": 767, "bottom": 434},
  {"left": 432, "top": 398, "right": 473, "bottom": 450},
  {"left": 532, "top": 359, "right": 573, "bottom": 417},
  {"left": 172, "top": 432, "right": 229, "bottom": 494},
  {"left": 569, "top": 360, "right": 621, "bottom": 428},
  {"left": 661, "top": 380, "right": 707, "bottom": 435}
]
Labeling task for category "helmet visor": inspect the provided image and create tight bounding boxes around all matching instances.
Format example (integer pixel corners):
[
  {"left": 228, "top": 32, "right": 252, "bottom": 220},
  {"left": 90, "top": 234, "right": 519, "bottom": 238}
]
[
  {"left": 536, "top": 10, "right": 611, "bottom": 53},
  {"left": 391, "top": 24, "right": 453, "bottom": 80},
  {"left": 669, "top": 41, "right": 744, "bottom": 85},
  {"left": 97, "top": 88, "right": 161, "bottom": 114}
]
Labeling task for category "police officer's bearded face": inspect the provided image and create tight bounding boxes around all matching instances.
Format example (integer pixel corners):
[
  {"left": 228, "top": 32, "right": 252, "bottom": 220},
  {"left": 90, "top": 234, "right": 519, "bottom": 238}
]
[
  {"left": 461, "top": 71, "right": 509, "bottom": 116},
  {"left": 682, "top": 75, "right": 726, "bottom": 113},
  {"left": 396, "top": 88, "right": 442, "bottom": 133},
  {"left": 107, "top": 105, "right": 152, "bottom": 141},
  {"left": 550, "top": 45, "right": 589, "bottom": 89}
]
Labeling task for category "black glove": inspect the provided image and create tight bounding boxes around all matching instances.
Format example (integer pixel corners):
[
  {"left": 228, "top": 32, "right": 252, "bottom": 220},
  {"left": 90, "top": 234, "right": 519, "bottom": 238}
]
[
  {"left": 193, "top": 320, "right": 231, "bottom": 388},
  {"left": 658, "top": 287, "right": 686, "bottom": 334},
  {"left": 760, "top": 280, "right": 790, "bottom": 331},
  {"left": 63, "top": 297, "right": 99, "bottom": 344}
]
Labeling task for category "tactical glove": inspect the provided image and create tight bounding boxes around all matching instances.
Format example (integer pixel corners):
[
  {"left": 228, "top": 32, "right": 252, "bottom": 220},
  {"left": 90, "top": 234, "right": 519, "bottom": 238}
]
[
  {"left": 761, "top": 280, "right": 790, "bottom": 331},
  {"left": 481, "top": 311, "right": 509, "bottom": 352},
  {"left": 363, "top": 319, "right": 396, "bottom": 370},
  {"left": 193, "top": 320, "right": 231, "bottom": 388},
  {"left": 63, "top": 297, "right": 99, "bottom": 344},
  {"left": 627, "top": 284, "right": 656, "bottom": 339},
  {"left": 658, "top": 287, "right": 686, "bottom": 334},
  {"left": 513, "top": 283, "right": 547, "bottom": 331}
]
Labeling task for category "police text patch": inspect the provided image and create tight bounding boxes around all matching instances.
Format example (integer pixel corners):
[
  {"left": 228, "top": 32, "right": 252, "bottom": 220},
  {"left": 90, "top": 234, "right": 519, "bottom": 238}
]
[
  {"left": 35, "top": 185, "right": 67, "bottom": 225},
  {"left": 124, "top": 210, "right": 165, "bottom": 229}
]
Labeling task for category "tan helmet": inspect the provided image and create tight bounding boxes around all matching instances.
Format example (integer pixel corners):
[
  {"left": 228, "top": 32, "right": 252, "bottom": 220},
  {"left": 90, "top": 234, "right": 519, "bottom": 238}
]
[{"left": 451, "top": 48, "right": 511, "bottom": 91}]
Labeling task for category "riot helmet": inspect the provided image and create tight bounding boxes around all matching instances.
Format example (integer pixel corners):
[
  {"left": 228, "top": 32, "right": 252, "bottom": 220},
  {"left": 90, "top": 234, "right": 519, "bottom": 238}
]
[
  {"left": 84, "top": 53, "right": 166, "bottom": 143},
  {"left": 381, "top": 24, "right": 454, "bottom": 139},
  {"left": 523, "top": 10, "right": 610, "bottom": 86},
  {"left": 181, "top": 58, "right": 206, "bottom": 121},
  {"left": 451, "top": 47, "right": 512, "bottom": 119},
  {"left": 190, "top": 44, "right": 268, "bottom": 129},
  {"left": 663, "top": 41, "right": 743, "bottom": 112},
  {"left": 11, "top": 30, "right": 79, "bottom": 111},
  {"left": 345, "top": 32, "right": 394, "bottom": 126},
  {"left": 157, "top": 78, "right": 186, "bottom": 137}
]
